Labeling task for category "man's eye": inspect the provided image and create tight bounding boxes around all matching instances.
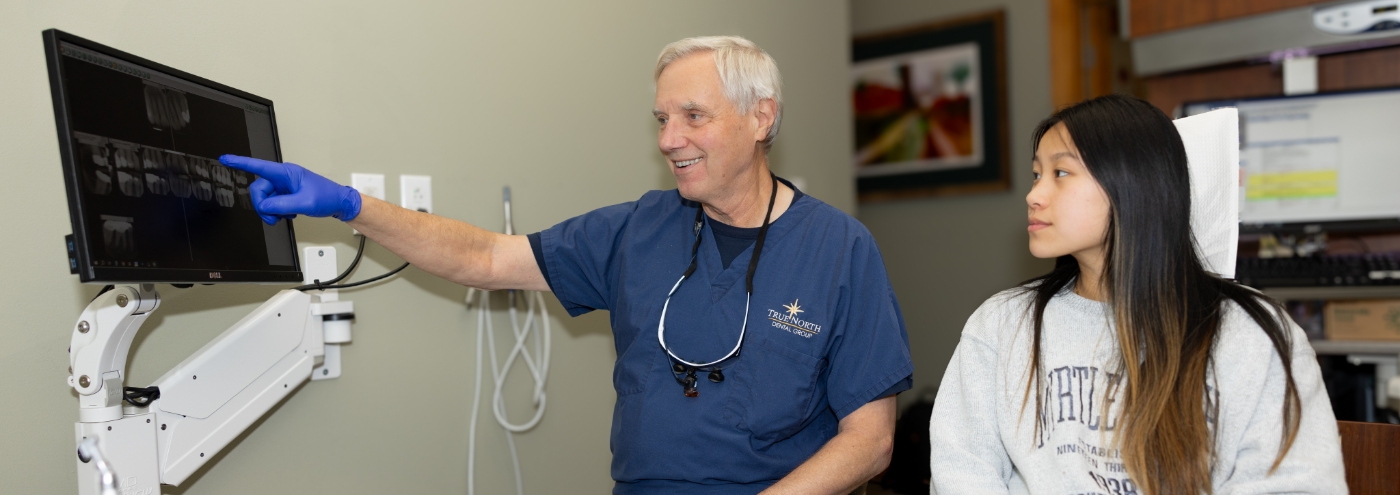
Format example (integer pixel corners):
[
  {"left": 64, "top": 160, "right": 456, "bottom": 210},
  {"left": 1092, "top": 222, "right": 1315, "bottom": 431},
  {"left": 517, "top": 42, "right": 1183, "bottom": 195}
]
[{"left": 689, "top": 113, "right": 702, "bottom": 120}]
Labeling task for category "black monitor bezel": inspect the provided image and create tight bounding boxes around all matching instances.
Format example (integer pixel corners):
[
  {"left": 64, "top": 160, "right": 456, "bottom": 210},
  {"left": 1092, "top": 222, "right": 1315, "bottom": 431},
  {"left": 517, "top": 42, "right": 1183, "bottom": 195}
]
[
  {"left": 1181, "top": 85, "right": 1400, "bottom": 235},
  {"left": 43, "top": 29, "right": 303, "bottom": 284}
]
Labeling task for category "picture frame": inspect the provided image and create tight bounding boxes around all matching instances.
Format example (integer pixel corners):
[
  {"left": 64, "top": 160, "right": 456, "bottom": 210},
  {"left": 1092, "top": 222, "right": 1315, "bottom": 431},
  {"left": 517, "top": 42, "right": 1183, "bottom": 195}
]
[{"left": 852, "top": 10, "right": 1010, "bottom": 202}]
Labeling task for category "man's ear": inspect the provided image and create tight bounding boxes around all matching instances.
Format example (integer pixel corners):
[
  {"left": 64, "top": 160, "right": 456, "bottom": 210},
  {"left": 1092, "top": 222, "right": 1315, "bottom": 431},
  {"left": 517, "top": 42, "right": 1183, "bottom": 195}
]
[{"left": 751, "top": 98, "right": 777, "bottom": 143}]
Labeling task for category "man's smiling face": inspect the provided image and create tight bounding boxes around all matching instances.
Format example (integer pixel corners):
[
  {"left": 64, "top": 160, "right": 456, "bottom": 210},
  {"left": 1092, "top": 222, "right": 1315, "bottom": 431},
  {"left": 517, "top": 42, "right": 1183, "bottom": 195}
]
[{"left": 653, "top": 52, "right": 767, "bottom": 203}]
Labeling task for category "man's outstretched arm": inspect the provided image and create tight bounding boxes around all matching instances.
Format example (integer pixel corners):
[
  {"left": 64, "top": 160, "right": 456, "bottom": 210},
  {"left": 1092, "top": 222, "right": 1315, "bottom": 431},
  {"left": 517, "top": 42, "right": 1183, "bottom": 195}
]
[
  {"left": 348, "top": 195, "right": 546, "bottom": 291},
  {"left": 220, "top": 155, "right": 547, "bottom": 291}
]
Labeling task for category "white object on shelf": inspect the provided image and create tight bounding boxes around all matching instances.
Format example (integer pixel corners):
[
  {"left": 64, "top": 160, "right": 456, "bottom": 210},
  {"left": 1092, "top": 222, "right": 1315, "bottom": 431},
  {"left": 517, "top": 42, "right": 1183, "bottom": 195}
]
[
  {"left": 1314, "top": 0, "right": 1400, "bottom": 35},
  {"left": 1282, "top": 55, "right": 1319, "bottom": 95}
]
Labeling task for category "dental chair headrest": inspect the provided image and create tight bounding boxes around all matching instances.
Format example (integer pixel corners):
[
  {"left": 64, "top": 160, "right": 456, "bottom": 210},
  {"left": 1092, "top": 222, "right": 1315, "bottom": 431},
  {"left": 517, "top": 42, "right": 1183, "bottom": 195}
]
[{"left": 1174, "top": 108, "right": 1240, "bottom": 279}]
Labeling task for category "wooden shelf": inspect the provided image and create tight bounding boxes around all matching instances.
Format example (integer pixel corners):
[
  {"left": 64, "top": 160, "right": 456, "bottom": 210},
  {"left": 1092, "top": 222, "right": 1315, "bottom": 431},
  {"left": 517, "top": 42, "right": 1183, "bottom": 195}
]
[
  {"left": 1261, "top": 286, "right": 1400, "bottom": 301},
  {"left": 1310, "top": 340, "right": 1400, "bottom": 356}
]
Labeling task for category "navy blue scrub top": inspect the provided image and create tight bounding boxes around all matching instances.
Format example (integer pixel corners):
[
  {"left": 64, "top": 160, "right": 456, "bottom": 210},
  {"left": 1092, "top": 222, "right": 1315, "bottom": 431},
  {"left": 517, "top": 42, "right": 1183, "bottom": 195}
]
[{"left": 529, "top": 179, "right": 913, "bottom": 494}]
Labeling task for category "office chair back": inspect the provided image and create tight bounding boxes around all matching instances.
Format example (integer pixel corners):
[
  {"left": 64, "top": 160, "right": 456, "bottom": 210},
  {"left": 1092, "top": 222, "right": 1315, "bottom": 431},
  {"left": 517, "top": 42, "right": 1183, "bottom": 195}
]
[{"left": 1338, "top": 420, "right": 1400, "bottom": 494}]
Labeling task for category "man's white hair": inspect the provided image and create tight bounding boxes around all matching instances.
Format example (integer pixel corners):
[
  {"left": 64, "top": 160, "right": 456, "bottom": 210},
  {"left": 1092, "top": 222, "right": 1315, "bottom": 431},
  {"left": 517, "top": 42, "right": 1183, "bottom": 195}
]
[{"left": 655, "top": 36, "right": 783, "bottom": 151}]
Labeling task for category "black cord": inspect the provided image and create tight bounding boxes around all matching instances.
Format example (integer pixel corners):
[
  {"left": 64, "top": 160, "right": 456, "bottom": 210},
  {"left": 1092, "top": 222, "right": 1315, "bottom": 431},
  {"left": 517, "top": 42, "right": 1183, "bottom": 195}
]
[
  {"left": 294, "top": 236, "right": 367, "bottom": 291},
  {"left": 745, "top": 173, "right": 778, "bottom": 294},
  {"left": 122, "top": 386, "right": 160, "bottom": 407},
  {"left": 322, "top": 235, "right": 368, "bottom": 286},
  {"left": 294, "top": 235, "right": 410, "bottom": 291},
  {"left": 320, "top": 235, "right": 367, "bottom": 286},
  {"left": 89, "top": 285, "right": 115, "bottom": 304},
  {"left": 312, "top": 262, "right": 410, "bottom": 290}
]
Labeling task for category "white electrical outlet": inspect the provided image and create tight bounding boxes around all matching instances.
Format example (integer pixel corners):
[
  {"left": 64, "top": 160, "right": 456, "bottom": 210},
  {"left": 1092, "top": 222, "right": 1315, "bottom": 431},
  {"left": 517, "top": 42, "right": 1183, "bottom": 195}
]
[
  {"left": 350, "top": 173, "right": 386, "bottom": 200},
  {"left": 348, "top": 174, "right": 386, "bottom": 235},
  {"left": 400, "top": 175, "right": 432, "bottom": 213}
]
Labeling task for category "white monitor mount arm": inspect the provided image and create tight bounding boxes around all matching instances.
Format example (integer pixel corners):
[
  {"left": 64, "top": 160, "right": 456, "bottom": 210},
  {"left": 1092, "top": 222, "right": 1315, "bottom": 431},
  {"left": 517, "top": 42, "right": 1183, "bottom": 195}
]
[{"left": 69, "top": 247, "right": 354, "bottom": 495}]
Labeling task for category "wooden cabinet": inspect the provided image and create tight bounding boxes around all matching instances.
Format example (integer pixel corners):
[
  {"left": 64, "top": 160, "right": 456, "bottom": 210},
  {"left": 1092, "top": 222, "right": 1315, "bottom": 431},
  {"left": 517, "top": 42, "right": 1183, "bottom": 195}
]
[
  {"left": 1141, "top": 45, "right": 1400, "bottom": 115},
  {"left": 1142, "top": 63, "right": 1281, "bottom": 114},
  {"left": 1123, "top": 0, "right": 1400, "bottom": 113},
  {"left": 1128, "top": 0, "right": 1334, "bottom": 38},
  {"left": 1320, "top": 47, "right": 1400, "bottom": 91}
]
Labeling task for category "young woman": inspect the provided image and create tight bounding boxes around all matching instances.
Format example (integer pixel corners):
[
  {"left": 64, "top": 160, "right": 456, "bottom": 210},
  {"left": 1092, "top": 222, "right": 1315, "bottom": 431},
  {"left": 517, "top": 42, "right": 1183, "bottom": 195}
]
[{"left": 929, "top": 95, "right": 1346, "bottom": 495}]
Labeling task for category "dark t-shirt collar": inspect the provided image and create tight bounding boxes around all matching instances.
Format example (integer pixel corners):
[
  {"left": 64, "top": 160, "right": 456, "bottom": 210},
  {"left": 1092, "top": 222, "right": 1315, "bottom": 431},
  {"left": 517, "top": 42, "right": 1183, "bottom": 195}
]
[{"left": 706, "top": 176, "right": 806, "bottom": 236}]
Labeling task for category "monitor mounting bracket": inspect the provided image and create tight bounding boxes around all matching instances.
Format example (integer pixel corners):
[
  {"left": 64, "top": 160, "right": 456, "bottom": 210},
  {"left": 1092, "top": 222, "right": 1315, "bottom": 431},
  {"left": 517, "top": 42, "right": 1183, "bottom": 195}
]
[{"left": 69, "top": 246, "right": 354, "bottom": 494}]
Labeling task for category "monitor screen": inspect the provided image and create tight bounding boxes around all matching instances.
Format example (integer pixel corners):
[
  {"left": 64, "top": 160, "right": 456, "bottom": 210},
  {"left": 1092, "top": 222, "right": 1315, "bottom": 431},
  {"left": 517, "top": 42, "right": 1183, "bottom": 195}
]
[
  {"left": 44, "top": 29, "right": 301, "bottom": 283},
  {"left": 1183, "top": 88, "right": 1400, "bottom": 227}
]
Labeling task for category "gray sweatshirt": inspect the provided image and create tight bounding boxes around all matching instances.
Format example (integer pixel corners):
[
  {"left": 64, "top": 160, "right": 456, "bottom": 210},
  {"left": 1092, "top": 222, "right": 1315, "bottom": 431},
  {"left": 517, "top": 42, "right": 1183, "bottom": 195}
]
[{"left": 930, "top": 287, "right": 1347, "bottom": 494}]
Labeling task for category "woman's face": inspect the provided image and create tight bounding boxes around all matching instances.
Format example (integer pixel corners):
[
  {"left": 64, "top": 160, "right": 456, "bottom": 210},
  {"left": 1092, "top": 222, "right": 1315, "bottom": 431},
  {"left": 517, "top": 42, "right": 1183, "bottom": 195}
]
[{"left": 1026, "top": 123, "right": 1111, "bottom": 263}]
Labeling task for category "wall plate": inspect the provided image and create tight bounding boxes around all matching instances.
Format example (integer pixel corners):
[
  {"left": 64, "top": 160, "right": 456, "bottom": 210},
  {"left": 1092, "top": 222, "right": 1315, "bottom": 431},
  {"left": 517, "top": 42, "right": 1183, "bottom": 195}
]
[
  {"left": 400, "top": 175, "right": 432, "bottom": 213},
  {"left": 350, "top": 173, "right": 386, "bottom": 200}
]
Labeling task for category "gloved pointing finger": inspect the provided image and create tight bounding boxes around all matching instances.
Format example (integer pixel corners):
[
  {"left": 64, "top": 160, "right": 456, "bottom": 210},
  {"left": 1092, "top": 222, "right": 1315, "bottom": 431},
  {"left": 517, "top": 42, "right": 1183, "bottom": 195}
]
[
  {"left": 218, "top": 155, "right": 300, "bottom": 191},
  {"left": 218, "top": 155, "right": 362, "bottom": 225},
  {"left": 247, "top": 177, "right": 282, "bottom": 225}
]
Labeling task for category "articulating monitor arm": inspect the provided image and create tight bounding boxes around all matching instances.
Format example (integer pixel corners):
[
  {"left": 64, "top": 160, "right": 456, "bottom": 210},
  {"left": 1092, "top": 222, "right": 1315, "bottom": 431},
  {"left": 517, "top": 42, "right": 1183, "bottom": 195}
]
[{"left": 69, "top": 247, "right": 354, "bottom": 494}]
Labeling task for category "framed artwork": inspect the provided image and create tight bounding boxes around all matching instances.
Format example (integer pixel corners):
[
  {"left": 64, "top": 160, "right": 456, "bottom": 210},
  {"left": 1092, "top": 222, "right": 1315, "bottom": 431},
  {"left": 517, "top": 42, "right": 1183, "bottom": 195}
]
[{"left": 852, "top": 10, "right": 1010, "bottom": 201}]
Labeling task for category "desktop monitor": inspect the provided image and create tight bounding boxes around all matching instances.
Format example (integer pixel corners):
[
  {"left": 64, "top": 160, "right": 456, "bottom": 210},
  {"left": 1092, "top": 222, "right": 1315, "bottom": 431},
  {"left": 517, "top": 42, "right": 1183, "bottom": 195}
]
[
  {"left": 1183, "top": 88, "right": 1400, "bottom": 231},
  {"left": 43, "top": 29, "right": 302, "bottom": 284}
]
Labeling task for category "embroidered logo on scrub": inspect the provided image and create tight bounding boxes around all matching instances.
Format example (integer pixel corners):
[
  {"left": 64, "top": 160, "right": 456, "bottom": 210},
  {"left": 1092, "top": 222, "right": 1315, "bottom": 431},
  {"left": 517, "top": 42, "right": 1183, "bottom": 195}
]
[{"left": 767, "top": 299, "right": 823, "bottom": 338}]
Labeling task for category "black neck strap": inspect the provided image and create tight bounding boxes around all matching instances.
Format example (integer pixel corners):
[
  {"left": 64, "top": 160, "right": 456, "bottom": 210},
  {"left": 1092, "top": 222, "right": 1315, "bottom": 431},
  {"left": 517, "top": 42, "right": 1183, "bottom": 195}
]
[{"left": 681, "top": 174, "right": 780, "bottom": 294}]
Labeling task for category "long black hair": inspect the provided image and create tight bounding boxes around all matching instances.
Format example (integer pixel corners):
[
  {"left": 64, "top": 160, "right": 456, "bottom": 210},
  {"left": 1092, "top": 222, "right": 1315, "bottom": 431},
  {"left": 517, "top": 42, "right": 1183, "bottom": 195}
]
[{"left": 1020, "top": 94, "right": 1300, "bottom": 495}]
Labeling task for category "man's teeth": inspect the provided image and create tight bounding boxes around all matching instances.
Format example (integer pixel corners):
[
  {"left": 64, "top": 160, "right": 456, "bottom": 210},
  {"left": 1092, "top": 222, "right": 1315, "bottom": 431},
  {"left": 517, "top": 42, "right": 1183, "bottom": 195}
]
[{"left": 675, "top": 158, "right": 701, "bottom": 168}]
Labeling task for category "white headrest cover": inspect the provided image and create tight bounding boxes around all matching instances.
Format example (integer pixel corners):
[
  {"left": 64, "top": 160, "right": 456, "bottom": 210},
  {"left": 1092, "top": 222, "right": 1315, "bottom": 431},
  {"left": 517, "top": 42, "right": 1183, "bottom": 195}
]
[{"left": 1173, "top": 108, "right": 1239, "bottom": 279}]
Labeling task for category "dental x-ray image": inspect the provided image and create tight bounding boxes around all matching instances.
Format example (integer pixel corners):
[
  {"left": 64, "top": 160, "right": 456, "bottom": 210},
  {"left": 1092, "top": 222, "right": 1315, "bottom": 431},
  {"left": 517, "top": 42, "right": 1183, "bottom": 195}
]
[
  {"left": 233, "top": 168, "right": 253, "bottom": 210},
  {"left": 100, "top": 214, "right": 136, "bottom": 259},
  {"left": 166, "top": 152, "right": 194, "bottom": 199},
  {"left": 143, "top": 81, "right": 190, "bottom": 131},
  {"left": 56, "top": 39, "right": 300, "bottom": 280},
  {"left": 111, "top": 139, "right": 143, "bottom": 198},
  {"left": 191, "top": 157, "right": 214, "bottom": 201},
  {"left": 210, "top": 159, "right": 235, "bottom": 207},
  {"left": 141, "top": 146, "right": 170, "bottom": 196},
  {"left": 73, "top": 132, "right": 113, "bottom": 196}
]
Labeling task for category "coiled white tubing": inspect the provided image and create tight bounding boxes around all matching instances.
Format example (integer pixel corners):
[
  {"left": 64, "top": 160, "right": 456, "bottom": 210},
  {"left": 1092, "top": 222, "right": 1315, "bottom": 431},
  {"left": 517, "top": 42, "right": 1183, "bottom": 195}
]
[{"left": 466, "top": 288, "right": 551, "bottom": 495}]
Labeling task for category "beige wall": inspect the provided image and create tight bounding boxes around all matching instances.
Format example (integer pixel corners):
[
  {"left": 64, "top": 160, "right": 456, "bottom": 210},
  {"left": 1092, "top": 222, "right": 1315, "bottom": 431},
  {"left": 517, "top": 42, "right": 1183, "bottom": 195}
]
[
  {"left": 0, "top": 1, "right": 852, "bottom": 493},
  {"left": 851, "top": 0, "right": 1056, "bottom": 410}
]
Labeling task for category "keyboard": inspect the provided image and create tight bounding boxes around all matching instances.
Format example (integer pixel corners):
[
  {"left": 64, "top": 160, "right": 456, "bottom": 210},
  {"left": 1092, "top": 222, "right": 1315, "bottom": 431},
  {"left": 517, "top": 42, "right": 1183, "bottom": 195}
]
[{"left": 1235, "top": 254, "right": 1400, "bottom": 288}]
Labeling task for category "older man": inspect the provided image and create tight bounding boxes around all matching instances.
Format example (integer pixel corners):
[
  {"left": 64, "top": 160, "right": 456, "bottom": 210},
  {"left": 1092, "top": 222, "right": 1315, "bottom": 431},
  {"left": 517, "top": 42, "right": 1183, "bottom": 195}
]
[{"left": 222, "top": 36, "right": 912, "bottom": 494}]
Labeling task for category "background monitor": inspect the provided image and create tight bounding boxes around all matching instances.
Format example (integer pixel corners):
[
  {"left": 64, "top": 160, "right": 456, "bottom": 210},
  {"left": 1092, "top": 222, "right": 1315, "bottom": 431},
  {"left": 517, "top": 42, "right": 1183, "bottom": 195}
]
[
  {"left": 44, "top": 29, "right": 301, "bottom": 284},
  {"left": 1183, "top": 88, "right": 1400, "bottom": 230}
]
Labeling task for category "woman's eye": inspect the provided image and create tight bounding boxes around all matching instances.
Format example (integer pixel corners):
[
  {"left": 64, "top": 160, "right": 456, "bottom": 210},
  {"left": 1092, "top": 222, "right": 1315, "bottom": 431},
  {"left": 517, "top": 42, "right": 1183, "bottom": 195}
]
[
  {"left": 1056, "top": 170, "right": 1069, "bottom": 178},
  {"left": 1032, "top": 171, "right": 1042, "bottom": 180}
]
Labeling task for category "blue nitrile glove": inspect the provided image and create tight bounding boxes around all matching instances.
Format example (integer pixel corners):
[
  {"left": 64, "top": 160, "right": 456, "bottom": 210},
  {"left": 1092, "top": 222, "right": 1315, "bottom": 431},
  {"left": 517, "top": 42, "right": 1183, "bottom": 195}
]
[{"left": 219, "top": 155, "right": 362, "bottom": 225}]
